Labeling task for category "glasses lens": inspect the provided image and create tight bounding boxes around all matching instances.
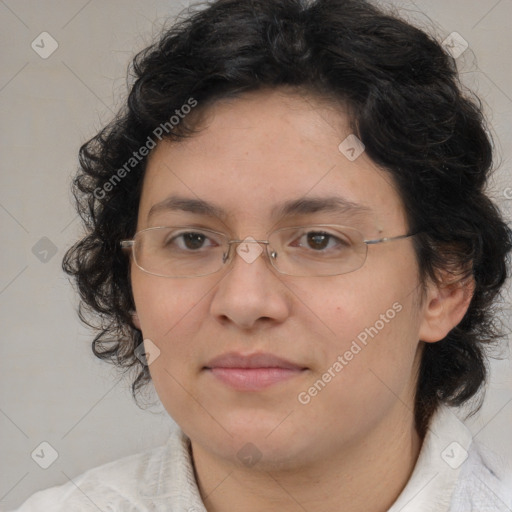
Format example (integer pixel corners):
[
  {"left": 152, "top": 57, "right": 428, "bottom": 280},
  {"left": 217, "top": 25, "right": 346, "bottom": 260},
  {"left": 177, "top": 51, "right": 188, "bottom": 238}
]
[
  {"left": 134, "top": 226, "right": 227, "bottom": 277},
  {"left": 268, "top": 225, "right": 367, "bottom": 276}
]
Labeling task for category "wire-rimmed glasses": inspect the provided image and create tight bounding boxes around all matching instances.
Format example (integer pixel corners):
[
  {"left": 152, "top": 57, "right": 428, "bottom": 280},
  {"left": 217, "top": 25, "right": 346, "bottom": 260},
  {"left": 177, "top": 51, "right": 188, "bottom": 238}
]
[{"left": 120, "top": 224, "right": 416, "bottom": 278}]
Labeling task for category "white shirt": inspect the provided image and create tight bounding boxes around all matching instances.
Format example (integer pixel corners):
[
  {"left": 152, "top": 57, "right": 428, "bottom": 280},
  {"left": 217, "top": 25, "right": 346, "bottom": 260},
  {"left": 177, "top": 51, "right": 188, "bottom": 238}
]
[{"left": 10, "top": 406, "right": 512, "bottom": 511}]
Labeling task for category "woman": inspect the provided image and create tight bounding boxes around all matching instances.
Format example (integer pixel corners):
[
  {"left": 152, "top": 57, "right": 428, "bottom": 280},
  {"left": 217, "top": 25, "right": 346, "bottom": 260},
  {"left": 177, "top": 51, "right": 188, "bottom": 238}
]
[{"left": 13, "top": 0, "right": 512, "bottom": 510}]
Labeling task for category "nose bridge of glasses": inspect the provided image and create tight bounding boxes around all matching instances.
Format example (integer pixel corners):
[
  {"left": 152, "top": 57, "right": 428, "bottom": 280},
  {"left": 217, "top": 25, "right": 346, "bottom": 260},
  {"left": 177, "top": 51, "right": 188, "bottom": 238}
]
[
  {"left": 224, "top": 237, "right": 272, "bottom": 265},
  {"left": 227, "top": 238, "right": 271, "bottom": 248}
]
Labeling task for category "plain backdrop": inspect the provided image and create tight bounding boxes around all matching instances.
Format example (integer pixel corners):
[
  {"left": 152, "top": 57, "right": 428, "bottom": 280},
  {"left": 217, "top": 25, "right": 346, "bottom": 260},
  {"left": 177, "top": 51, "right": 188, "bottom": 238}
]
[{"left": 1, "top": 0, "right": 511, "bottom": 509}]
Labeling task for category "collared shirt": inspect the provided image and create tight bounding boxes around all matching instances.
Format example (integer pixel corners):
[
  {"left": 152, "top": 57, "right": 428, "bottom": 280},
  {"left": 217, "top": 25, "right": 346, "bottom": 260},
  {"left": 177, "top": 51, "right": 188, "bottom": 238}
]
[{"left": 10, "top": 406, "right": 512, "bottom": 511}]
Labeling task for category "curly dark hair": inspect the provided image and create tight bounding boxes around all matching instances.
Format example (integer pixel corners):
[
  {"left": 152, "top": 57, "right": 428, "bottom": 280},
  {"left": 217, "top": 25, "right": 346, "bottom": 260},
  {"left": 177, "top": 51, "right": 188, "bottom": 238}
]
[{"left": 62, "top": 0, "right": 512, "bottom": 437}]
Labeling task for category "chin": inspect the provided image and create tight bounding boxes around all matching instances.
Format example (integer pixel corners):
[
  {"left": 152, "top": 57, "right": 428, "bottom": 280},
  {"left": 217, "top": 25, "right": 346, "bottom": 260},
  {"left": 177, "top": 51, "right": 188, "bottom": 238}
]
[{"left": 190, "top": 413, "right": 313, "bottom": 467}]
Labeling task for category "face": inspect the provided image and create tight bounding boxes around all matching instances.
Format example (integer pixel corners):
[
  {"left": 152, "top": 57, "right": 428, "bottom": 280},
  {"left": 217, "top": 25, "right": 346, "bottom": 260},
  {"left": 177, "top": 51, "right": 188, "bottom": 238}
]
[{"left": 130, "top": 88, "right": 426, "bottom": 471}]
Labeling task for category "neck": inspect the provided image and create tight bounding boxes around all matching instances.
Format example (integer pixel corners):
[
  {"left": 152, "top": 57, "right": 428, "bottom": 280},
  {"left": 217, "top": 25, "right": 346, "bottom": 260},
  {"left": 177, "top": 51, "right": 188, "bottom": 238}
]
[{"left": 190, "top": 406, "right": 422, "bottom": 512}]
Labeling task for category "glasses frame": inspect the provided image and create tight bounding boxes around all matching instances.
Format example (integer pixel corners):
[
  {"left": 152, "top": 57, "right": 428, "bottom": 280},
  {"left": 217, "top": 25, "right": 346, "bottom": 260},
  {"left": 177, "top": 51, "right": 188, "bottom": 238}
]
[{"left": 120, "top": 224, "right": 417, "bottom": 278}]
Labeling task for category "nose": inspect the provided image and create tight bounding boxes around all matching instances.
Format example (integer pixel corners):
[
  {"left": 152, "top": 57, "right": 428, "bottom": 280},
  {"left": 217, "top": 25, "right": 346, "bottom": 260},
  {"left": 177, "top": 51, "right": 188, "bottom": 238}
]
[{"left": 209, "top": 238, "right": 291, "bottom": 330}]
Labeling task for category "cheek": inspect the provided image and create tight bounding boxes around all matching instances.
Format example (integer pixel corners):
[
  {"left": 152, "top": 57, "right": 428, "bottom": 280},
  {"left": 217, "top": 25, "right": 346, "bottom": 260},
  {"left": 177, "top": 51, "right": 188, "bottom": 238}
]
[
  {"left": 131, "top": 275, "right": 212, "bottom": 425},
  {"left": 293, "top": 279, "right": 421, "bottom": 438},
  {"left": 291, "top": 249, "right": 421, "bottom": 389},
  {"left": 130, "top": 274, "right": 211, "bottom": 391},
  {"left": 288, "top": 247, "right": 419, "bottom": 346},
  {"left": 131, "top": 272, "right": 207, "bottom": 339}
]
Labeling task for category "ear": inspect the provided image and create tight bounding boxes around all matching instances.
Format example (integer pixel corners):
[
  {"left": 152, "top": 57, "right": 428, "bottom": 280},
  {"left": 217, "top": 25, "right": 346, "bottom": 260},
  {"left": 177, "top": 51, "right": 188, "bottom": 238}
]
[
  {"left": 418, "top": 274, "right": 475, "bottom": 343},
  {"left": 131, "top": 310, "right": 142, "bottom": 330}
]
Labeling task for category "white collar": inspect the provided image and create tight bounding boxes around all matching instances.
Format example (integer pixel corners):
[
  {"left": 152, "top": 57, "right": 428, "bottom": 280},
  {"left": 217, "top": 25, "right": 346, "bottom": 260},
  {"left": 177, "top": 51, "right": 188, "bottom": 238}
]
[
  {"left": 138, "top": 428, "right": 207, "bottom": 510},
  {"left": 388, "top": 406, "right": 473, "bottom": 512}
]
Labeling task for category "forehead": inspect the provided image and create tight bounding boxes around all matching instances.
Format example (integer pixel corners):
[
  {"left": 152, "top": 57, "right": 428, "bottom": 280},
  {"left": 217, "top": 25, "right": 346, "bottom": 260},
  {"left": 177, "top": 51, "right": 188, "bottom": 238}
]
[{"left": 137, "top": 89, "right": 406, "bottom": 233}]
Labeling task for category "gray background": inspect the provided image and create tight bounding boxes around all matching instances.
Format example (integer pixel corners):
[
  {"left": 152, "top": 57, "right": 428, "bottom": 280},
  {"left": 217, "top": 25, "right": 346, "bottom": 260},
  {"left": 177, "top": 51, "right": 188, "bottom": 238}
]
[{"left": 1, "top": 0, "right": 511, "bottom": 510}]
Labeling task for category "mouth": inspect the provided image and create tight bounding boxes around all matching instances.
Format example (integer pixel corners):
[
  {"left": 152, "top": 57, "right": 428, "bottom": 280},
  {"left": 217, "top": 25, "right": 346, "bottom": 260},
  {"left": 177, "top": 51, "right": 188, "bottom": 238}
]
[{"left": 204, "top": 352, "right": 308, "bottom": 391}]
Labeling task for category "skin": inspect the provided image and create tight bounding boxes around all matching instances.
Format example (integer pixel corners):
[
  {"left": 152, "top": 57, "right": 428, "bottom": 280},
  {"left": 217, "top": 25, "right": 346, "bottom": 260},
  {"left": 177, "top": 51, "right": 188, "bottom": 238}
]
[{"left": 130, "top": 88, "right": 473, "bottom": 512}]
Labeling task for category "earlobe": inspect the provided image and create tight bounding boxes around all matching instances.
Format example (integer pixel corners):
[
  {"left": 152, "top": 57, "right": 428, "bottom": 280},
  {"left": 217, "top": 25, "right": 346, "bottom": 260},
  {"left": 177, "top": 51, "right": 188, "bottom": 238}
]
[
  {"left": 418, "top": 276, "right": 475, "bottom": 343},
  {"left": 131, "top": 310, "right": 142, "bottom": 330}
]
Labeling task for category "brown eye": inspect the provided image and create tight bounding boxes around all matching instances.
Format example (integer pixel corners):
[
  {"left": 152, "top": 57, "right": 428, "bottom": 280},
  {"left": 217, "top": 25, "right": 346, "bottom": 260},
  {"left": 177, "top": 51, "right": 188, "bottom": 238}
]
[
  {"left": 292, "top": 230, "right": 349, "bottom": 252},
  {"left": 165, "top": 231, "right": 216, "bottom": 251},
  {"left": 181, "top": 232, "right": 208, "bottom": 250},
  {"left": 307, "top": 232, "right": 330, "bottom": 250}
]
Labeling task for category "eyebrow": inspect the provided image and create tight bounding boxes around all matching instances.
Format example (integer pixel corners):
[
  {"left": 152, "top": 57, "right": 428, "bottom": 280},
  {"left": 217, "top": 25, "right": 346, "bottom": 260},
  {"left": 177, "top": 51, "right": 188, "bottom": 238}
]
[
  {"left": 148, "top": 195, "right": 228, "bottom": 222},
  {"left": 146, "top": 194, "right": 372, "bottom": 223},
  {"left": 272, "top": 196, "right": 371, "bottom": 220}
]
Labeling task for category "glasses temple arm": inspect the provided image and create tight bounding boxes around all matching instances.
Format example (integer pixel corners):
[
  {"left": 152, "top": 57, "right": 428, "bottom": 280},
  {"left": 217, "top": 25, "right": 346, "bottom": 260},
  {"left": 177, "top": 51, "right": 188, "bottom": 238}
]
[{"left": 364, "top": 232, "right": 418, "bottom": 245}]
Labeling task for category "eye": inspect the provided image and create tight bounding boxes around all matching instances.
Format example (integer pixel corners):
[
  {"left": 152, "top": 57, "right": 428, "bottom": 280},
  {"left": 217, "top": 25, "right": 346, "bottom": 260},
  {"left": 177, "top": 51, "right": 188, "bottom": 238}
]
[
  {"left": 167, "top": 231, "right": 218, "bottom": 251},
  {"left": 292, "top": 230, "right": 350, "bottom": 252}
]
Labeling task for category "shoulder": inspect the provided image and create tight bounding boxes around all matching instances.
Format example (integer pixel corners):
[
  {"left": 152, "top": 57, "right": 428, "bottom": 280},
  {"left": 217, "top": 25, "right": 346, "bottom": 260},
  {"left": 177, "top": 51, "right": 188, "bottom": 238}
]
[
  {"left": 9, "top": 434, "right": 179, "bottom": 512},
  {"left": 450, "top": 439, "right": 512, "bottom": 512}
]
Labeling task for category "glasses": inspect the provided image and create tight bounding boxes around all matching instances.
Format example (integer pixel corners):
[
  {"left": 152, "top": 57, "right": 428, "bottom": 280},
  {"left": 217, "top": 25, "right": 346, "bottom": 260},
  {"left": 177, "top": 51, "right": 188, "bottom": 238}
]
[{"left": 120, "top": 225, "right": 416, "bottom": 278}]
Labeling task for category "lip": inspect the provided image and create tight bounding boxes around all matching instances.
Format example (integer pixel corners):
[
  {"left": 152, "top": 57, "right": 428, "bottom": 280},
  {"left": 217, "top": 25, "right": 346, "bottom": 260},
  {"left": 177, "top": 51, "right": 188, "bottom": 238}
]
[{"left": 204, "top": 352, "right": 307, "bottom": 391}]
